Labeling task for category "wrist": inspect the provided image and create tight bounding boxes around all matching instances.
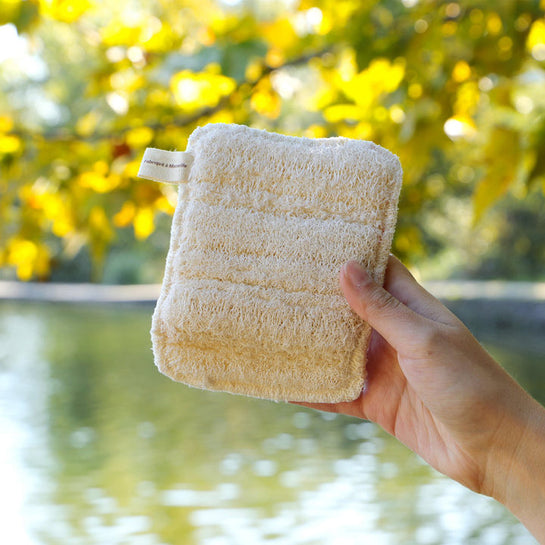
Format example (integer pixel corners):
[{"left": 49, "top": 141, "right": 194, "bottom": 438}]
[{"left": 485, "top": 393, "right": 545, "bottom": 542}]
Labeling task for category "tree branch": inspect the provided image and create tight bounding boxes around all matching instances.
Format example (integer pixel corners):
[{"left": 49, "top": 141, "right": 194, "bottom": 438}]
[{"left": 16, "top": 46, "right": 334, "bottom": 144}]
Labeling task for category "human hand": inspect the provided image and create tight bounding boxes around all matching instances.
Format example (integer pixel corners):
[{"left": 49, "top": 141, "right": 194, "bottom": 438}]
[{"left": 298, "top": 256, "right": 545, "bottom": 542}]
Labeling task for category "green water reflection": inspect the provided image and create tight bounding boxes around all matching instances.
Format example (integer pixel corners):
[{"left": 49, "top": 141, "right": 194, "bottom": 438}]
[{"left": 0, "top": 302, "right": 541, "bottom": 545}]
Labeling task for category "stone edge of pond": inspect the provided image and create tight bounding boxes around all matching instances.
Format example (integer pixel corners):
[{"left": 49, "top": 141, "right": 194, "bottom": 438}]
[
  {"left": 1, "top": 279, "right": 545, "bottom": 303},
  {"left": 2, "top": 280, "right": 545, "bottom": 335},
  {"left": 0, "top": 281, "right": 161, "bottom": 303}
]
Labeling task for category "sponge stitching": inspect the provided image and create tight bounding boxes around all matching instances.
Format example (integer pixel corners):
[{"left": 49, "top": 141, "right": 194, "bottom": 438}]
[
  {"left": 176, "top": 186, "right": 388, "bottom": 229},
  {"left": 156, "top": 339, "right": 367, "bottom": 401},
  {"left": 168, "top": 274, "right": 345, "bottom": 299}
]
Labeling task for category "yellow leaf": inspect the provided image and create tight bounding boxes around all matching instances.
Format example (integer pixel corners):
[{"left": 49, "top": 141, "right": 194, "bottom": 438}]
[
  {"left": 408, "top": 83, "right": 423, "bottom": 99},
  {"left": 123, "top": 160, "right": 141, "bottom": 178},
  {"left": 143, "top": 20, "right": 177, "bottom": 53},
  {"left": 52, "top": 215, "right": 73, "bottom": 237},
  {"left": 323, "top": 104, "right": 365, "bottom": 123},
  {"left": 304, "top": 124, "right": 328, "bottom": 138},
  {"left": 39, "top": 0, "right": 91, "bottom": 23},
  {"left": 79, "top": 170, "right": 120, "bottom": 193},
  {"left": 146, "top": 89, "right": 171, "bottom": 108},
  {"left": 250, "top": 88, "right": 281, "bottom": 119},
  {"left": 245, "top": 60, "right": 264, "bottom": 82},
  {"left": 309, "top": 85, "right": 337, "bottom": 112},
  {"left": 41, "top": 194, "right": 72, "bottom": 237},
  {"left": 76, "top": 111, "right": 99, "bottom": 137},
  {"left": 340, "top": 121, "right": 374, "bottom": 140},
  {"left": 336, "top": 47, "right": 358, "bottom": 82},
  {"left": 442, "top": 21, "right": 457, "bottom": 36},
  {"left": 89, "top": 206, "right": 112, "bottom": 234},
  {"left": 101, "top": 21, "right": 141, "bottom": 47},
  {"left": 79, "top": 172, "right": 105, "bottom": 191},
  {"left": 197, "top": 26, "right": 215, "bottom": 46},
  {"left": 94, "top": 160, "right": 108, "bottom": 176},
  {"left": 527, "top": 18, "right": 545, "bottom": 59},
  {"left": 126, "top": 126, "right": 154, "bottom": 149},
  {"left": 154, "top": 196, "right": 175, "bottom": 215},
  {"left": 0, "top": 135, "right": 21, "bottom": 154},
  {"left": 261, "top": 17, "right": 298, "bottom": 51},
  {"left": 8, "top": 239, "right": 36, "bottom": 264},
  {"left": 133, "top": 207, "right": 154, "bottom": 240},
  {"left": 343, "top": 58, "right": 405, "bottom": 111},
  {"left": 452, "top": 61, "right": 471, "bottom": 83},
  {"left": 454, "top": 82, "right": 480, "bottom": 116},
  {"left": 40, "top": 193, "right": 74, "bottom": 237},
  {"left": 0, "top": 115, "right": 14, "bottom": 133},
  {"left": 170, "top": 70, "right": 236, "bottom": 111},
  {"left": 113, "top": 201, "right": 136, "bottom": 227},
  {"left": 6, "top": 238, "right": 50, "bottom": 280},
  {"left": 207, "top": 109, "right": 235, "bottom": 125},
  {"left": 486, "top": 13, "right": 503, "bottom": 35}
]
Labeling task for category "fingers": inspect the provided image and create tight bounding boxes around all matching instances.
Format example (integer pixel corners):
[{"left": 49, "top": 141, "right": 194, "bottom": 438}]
[
  {"left": 381, "top": 255, "right": 460, "bottom": 326},
  {"left": 340, "top": 259, "right": 436, "bottom": 353}
]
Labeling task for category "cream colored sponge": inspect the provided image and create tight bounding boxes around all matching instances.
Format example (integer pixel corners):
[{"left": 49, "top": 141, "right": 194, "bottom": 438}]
[{"left": 149, "top": 123, "right": 402, "bottom": 402}]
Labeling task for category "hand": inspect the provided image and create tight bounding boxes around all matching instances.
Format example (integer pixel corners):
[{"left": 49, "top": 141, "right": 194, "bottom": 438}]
[{"left": 298, "top": 256, "right": 545, "bottom": 542}]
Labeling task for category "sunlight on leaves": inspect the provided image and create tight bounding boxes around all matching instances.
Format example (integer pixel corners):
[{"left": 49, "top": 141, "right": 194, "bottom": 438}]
[
  {"left": 250, "top": 76, "right": 281, "bottom": 119},
  {"left": 452, "top": 61, "right": 472, "bottom": 83},
  {"left": 343, "top": 58, "right": 406, "bottom": 111},
  {"left": 260, "top": 17, "right": 298, "bottom": 51},
  {"left": 3, "top": 0, "right": 545, "bottom": 281},
  {"left": 527, "top": 18, "right": 545, "bottom": 60},
  {"left": 444, "top": 115, "right": 477, "bottom": 141},
  {"left": 126, "top": 126, "right": 154, "bottom": 149},
  {"left": 133, "top": 207, "right": 154, "bottom": 240},
  {"left": 0, "top": 115, "right": 14, "bottom": 133},
  {"left": 0, "top": 134, "right": 21, "bottom": 154},
  {"left": 39, "top": 0, "right": 91, "bottom": 23},
  {"left": 6, "top": 238, "right": 50, "bottom": 280},
  {"left": 75, "top": 111, "right": 100, "bottom": 137},
  {"left": 113, "top": 201, "right": 135, "bottom": 228},
  {"left": 323, "top": 104, "right": 365, "bottom": 123},
  {"left": 79, "top": 170, "right": 121, "bottom": 193},
  {"left": 170, "top": 70, "right": 236, "bottom": 110}
]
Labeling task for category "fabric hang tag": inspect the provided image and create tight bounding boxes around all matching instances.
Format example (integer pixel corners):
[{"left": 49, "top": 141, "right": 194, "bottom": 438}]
[{"left": 138, "top": 148, "right": 193, "bottom": 184}]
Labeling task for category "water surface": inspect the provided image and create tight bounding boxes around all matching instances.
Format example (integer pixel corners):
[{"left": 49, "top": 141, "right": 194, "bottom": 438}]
[{"left": 0, "top": 301, "right": 542, "bottom": 545}]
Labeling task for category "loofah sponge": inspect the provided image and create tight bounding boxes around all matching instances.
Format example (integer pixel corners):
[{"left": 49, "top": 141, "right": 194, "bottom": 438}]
[{"left": 140, "top": 123, "right": 403, "bottom": 403}]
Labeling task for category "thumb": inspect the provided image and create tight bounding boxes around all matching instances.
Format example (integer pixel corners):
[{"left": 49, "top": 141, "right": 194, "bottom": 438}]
[{"left": 340, "top": 260, "right": 433, "bottom": 353}]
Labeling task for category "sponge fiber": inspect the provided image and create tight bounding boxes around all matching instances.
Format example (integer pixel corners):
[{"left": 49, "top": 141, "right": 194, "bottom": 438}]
[{"left": 151, "top": 123, "right": 403, "bottom": 402}]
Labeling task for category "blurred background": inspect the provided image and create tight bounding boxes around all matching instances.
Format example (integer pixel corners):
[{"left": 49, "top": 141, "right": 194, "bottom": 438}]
[
  {"left": 1, "top": 0, "right": 545, "bottom": 544},
  {"left": 1, "top": 0, "right": 545, "bottom": 283}
]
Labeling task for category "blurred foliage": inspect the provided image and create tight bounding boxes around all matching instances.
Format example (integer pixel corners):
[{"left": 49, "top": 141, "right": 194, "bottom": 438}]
[{"left": 1, "top": 0, "right": 545, "bottom": 281}]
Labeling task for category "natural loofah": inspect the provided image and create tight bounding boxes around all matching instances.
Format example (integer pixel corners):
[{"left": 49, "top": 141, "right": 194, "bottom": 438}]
[{"left": 144, "top": 123, "right": 403, "bottom": 403}]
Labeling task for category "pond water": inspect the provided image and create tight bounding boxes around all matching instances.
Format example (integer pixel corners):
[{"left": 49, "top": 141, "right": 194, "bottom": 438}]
[{"left": 0, "top": 301, "right": 543, "bottom": 545}]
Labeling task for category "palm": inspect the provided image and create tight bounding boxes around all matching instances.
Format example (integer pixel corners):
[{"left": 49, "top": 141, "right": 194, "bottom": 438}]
[
  {"left": 296, "top": 258, "right": 545, "bottom": 541},
  {"left": 361, "top": 331, "right": 483, "bottom": 491},
  {"left": 303, "top": 328, "right": 487, "bottom": 492},
  {"left": 297, "top": 256, "right": 518, "bottom": 494}
]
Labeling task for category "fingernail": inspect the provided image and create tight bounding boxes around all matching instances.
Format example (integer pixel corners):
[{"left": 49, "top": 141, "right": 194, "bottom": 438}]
[{"left": 343, "top": 261, "right": 370, "bottom": 287}]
